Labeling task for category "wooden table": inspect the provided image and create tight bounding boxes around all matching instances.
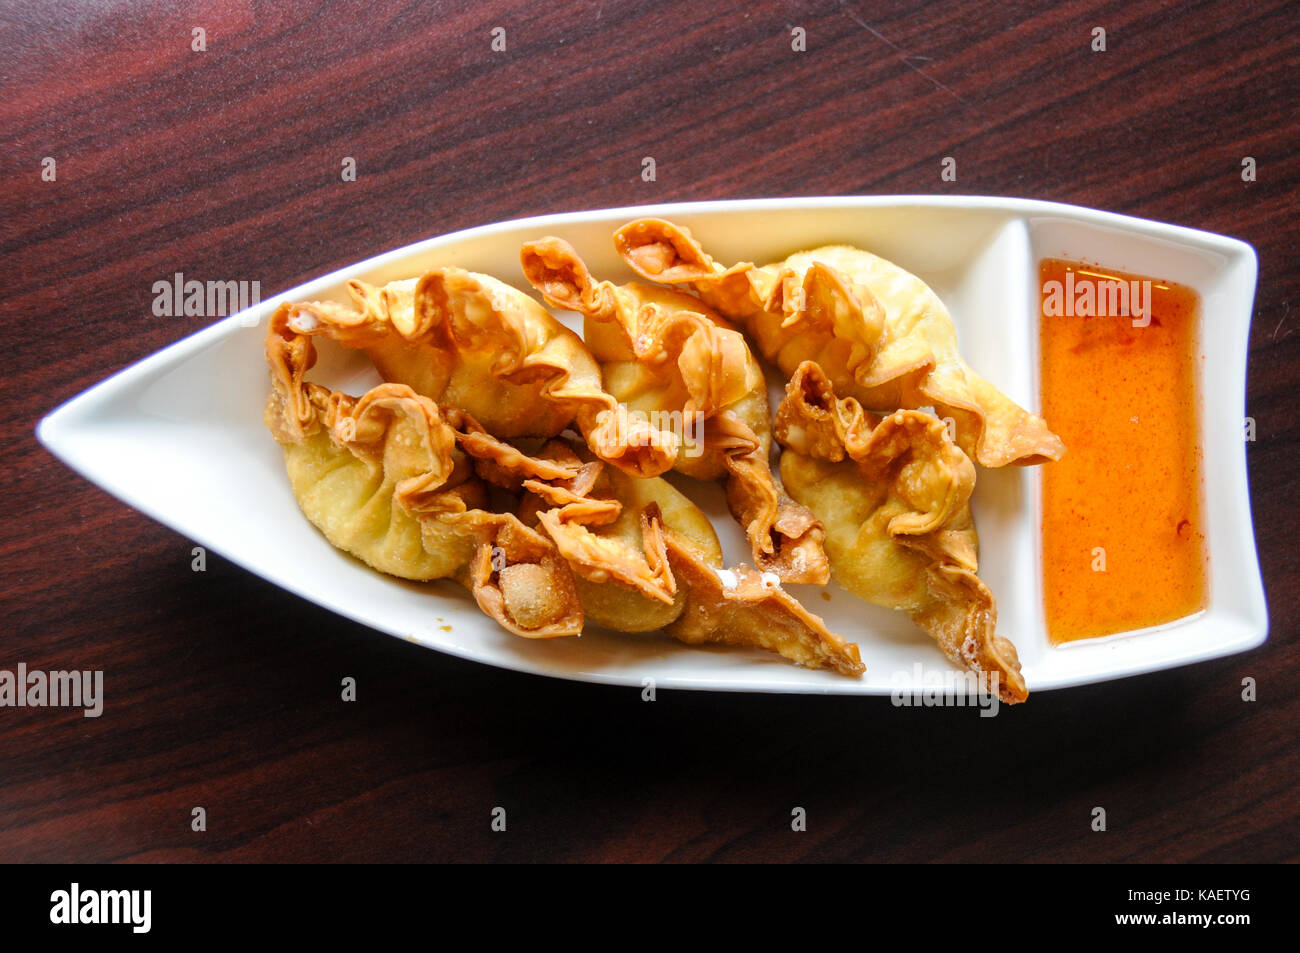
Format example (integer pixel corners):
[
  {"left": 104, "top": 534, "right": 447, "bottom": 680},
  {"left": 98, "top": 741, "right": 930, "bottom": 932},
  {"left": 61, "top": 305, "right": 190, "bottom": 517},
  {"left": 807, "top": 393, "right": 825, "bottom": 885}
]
[{"left": 2, "top": 0, "right": 1295, "bottom": 863}]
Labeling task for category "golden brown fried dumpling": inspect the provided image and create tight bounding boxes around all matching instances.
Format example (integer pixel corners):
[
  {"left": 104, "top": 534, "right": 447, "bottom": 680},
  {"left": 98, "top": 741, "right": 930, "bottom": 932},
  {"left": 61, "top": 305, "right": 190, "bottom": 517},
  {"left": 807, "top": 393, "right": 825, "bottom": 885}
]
[
  {"left": 277, "top": 267, "right": 675, "bottom": 475},
  {"left": 264, "top": 311, "right": 585, "bottom": 639},
  {"left": 519, "top": 440, "right": 720, "bottom": 632},
  {"left": 520, "top": 236, "right": 829, "bottom": 584},
  {"left": 517, "top": 439, "right": 862, "bottom": 675},
  {"left": 614, "top": 218, "right": 1064, "bottom": 468},
  {"left": 662, "top": 535, "right": 864, "bottom": 676},
  {"left": 774, "top": 361, "right": 1026, "bottom": 701},
  {"left": 274, "top": 385, "right": 478, "bottom": 582}
]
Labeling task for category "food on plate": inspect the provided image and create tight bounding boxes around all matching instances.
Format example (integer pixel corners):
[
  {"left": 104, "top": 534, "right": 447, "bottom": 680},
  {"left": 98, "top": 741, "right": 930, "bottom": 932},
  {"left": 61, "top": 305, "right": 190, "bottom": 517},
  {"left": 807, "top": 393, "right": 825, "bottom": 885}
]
[
  {"left": 516, "top": 439, "right": 862, "bottom": 674},
  {"left": 662, "top": 535, "right": 863, "bottom": 676},
  {"left": 1038, "top": 259, "right": 1207, "bottom": 643},
  {"left": 517, "top": 438, "right": 691, "bottom": 631},
  {"left": 265, "top": 289, "right": 860, "bottom": 674},
  {"left": 520, "top": 236, "right": 829, "bottom": 584},
  {"left": 774, "top": 361, "right": 1027, "bottom": 702},
  {"left": 276, "top": 268, "right": 676, "bottom": 477},
  {"left": 613, "top": 218, "right": 1064, "bottom": 468},
  {"left": 261, "top": 218, "right": 1066, "bottom": 694},
  {"left": 265, "top": 308, "right": 585, "bottom": 638}
]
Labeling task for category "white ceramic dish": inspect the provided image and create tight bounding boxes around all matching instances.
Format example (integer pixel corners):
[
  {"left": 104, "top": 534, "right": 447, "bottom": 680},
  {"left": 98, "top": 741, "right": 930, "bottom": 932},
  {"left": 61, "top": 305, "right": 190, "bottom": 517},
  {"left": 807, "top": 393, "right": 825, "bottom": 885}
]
[{"left": 36, "top": 197, "right": 1268, "bottom": 696}]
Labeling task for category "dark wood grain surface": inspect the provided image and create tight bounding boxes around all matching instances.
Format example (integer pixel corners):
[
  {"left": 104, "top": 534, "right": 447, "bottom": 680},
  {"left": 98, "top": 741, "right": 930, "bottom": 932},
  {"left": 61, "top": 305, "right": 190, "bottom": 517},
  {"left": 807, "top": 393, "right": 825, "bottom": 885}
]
[{"left": 1, "top": 0, "right": 1296, "bottom": 863}]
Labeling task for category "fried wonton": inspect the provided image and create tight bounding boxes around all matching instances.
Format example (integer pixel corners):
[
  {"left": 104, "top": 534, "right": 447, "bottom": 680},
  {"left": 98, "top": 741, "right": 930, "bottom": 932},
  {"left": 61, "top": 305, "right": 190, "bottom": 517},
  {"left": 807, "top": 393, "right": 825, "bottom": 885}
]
[
  {"left": 774, "top": 361, "right": 1026, "bottom": 702},
  {"left": 520, "top": 236, "right": 828, "bottom": 584},
  {"left": 275, "top": 267, "right": 675, "bottom": 476},
  {"left": 517, "top": 439, "right": 863, "bottom": 675},
  {"left": 614, "top": 218, "right": 1064, "bottom": 468},
  {"left": 519, "top": 439, "right": 717, "bottom": 632},
  {"left": 264, "top": 310, "right": 585, "bottom": 638},
  {"left": 662, "top": 535, "right": 863, "bottom": 676}
]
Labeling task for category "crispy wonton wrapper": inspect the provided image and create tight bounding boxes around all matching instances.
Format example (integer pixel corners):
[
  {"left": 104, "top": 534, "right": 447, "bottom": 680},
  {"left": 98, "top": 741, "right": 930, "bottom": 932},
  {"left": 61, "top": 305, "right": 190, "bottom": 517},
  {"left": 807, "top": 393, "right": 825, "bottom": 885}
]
[
  {"left": 264, "top": 310, "right": 587, "bottom": 638},
  {"left": 517, "top": 439, "right": 863, "bottom": 675},
  {"left": 774, "top": 361, "right": 1026, "bottom": 702},
  {"left": 614, "top": 218, "right": 1064, "bottom": 469},
  {"left": 520, "top": 236, "right": 828, "bottom": 584},
  {"left": 519, "top": 440, "right": 712, "bottom": 632},
  {"left": 275, "top": 267, "right": 675, "bottom": 476}
]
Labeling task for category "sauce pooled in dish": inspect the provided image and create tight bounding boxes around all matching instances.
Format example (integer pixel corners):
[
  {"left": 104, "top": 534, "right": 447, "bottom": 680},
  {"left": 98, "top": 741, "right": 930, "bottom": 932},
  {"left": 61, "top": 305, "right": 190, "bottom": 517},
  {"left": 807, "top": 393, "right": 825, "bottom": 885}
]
[{"left": 1039, "top": 259, "right": 1208, "bottom": 643}]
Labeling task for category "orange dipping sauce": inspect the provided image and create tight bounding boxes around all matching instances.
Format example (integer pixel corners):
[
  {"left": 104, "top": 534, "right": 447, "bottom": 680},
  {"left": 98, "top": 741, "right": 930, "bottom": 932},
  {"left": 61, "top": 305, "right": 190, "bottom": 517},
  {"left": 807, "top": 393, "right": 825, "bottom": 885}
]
[{"left": 1038, "top": 259, "right": 1208, "bottom": 643}]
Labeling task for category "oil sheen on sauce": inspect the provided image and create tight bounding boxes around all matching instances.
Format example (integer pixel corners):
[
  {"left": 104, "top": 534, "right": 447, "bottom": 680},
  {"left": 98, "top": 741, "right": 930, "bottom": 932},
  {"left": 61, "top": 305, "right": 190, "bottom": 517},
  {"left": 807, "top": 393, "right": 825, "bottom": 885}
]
[{"left": 1039, "top": 259, "right": 1208, "bottom": 643}]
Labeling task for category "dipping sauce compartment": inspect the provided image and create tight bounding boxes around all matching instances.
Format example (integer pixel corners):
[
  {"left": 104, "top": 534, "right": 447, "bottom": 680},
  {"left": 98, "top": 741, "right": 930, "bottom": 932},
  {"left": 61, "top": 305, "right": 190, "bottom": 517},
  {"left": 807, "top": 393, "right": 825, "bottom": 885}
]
[{"left": 1038, "top": 259, "right": 1209, "bottom": 644}]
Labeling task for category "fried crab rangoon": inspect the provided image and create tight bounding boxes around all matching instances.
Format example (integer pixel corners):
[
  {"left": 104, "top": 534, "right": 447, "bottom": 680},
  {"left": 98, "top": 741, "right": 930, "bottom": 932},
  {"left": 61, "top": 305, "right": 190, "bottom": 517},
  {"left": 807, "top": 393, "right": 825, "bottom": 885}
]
[
  {"left": 517, "top": 440, "right": 863, "bottom": 675},
  {"left": 613, "top": 218, "right": 1064, "bottom": 469},
  {"left": 265, "top": 304, "right": 863, "bottom": 676},
  {"left": 264, "top": 307, "right": 587, "bottom": 638},
  {"left": 774, "top": 361, "right": 1027, "bottom": 702},
  {"left": 276, "top": 267, "right": 676, "bottom": 477},
  {"left": 261, "top": 219, "right": 1066, "bottom": 694},
  {"left": 519, "top": 236, "right": 829, "bottom": 584}
]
